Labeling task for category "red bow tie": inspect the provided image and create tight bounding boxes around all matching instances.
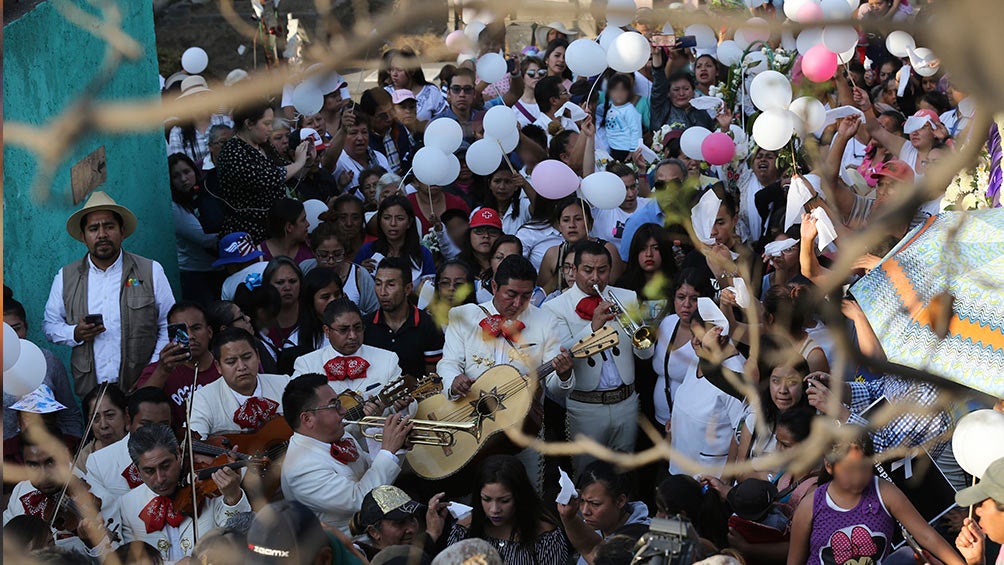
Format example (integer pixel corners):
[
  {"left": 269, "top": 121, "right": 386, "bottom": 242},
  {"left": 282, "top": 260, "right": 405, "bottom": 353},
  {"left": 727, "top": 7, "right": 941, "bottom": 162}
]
[
  {"left": 325, "top": 356, "right": 370, "bottom": 381},
  {"left": 122, "top": 463, "right": 143, "bottom": 488},
  {"left": 575, "top": 296, "right": 603, "bottom": 321},
  {"left": 479, "top": 315, "right": 525, "bottom": 340},
  {"left": 233, "top": 396, "right": 279, "bottom": 430},
  {"left": 139, "top": 495, "right": 186, "bottom": 533},
  {"left": 20, "top": 490, "right": 52, "bottom": 519},
  {"left": 330, "top": 438, "right": 360, "bottom": 464}
]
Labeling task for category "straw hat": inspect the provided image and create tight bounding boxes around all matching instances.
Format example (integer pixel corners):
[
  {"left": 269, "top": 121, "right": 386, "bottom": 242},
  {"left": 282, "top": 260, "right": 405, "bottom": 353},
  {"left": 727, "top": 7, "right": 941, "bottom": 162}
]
[
  {"left": 178, "top": 75, "right": 211, "bottom": 98},
  {"left": 66, "top": 191, "right": 138, "bottom": 242},
  {"left": 535, "top": 22, "right": 579, "bottom": 47}
]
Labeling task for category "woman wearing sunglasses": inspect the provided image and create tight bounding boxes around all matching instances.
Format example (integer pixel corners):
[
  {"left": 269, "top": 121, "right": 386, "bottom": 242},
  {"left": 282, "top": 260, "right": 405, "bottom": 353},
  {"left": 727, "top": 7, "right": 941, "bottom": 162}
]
[{"left": 513, "top": 57, "right": 546, "bottom": 128}]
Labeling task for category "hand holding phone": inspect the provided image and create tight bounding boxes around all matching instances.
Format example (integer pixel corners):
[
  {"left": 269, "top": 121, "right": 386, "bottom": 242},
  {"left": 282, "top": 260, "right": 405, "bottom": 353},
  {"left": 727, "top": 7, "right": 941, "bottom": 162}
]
[
  {"left": 168, "top": 323, "right": 192, "bottom": 360},
  {"left": 75, "top": 314, "right": 106, "bottom": 343},
  {"left": 675, "top": 35, "right": 697, "bottom": 49},
  {"left": 651, "top": 34, "right": 675, "bottom": 48}
]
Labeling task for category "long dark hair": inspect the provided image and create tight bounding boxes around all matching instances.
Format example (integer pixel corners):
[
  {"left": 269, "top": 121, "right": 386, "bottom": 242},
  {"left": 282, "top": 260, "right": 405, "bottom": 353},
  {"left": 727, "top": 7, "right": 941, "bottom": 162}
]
[
  {"left": 615, "top": 224, "right": 676, "bottom": 302},
  {"left": 600, "top": 73, "right": 634, "bottom": 128},
  {"left": 543, "top": 38, "right": 572, "bottom": 81},
  {"left": 754, "top": 334, "right": 812, "bottom": 441},
  {"left": 435, "top": 259, "right": 478, "bottom": 305},
  {"left": 655, "top": 475, "right": 730, "bottom": 548},
  {"left": 168, "top": 153, "right": 201, "bottom": 212},
  {"left": 299, "top": 267, "right": 344, "bottom": 347},
  {"left": 373, "top": 195, "right": 424, "bottom": 269},
  {"left": 266, "top": 198, "right": 305, "bottom": 240},
  {"left": 482, "top": 235, "right": 524, "bottom": 289},
  {"left": 481, "top": 166, "right": 524, "bottom": 221},
  {"left": 263, "top": 257, "right": 304, "bottom": 310},
  {"left": 469, "top": 455, "right": 558, "bottom": 548}
]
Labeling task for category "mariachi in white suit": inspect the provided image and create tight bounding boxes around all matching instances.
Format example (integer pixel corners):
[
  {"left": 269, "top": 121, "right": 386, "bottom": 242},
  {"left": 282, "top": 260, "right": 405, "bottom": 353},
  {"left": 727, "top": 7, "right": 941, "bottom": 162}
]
[
  {"left": 119, "top": 483, "right": 251, "bottom": 562},
  {"left": 437, "top": 300, "right": 574, "bottom": 486},
  {"left": 292, "top": 343, "right": 402, "bottom": 403},
  {"left": 543, "top": 283, "right": 654, "bottom": 472},
  {"left": 84, "top": 434, "right": 140, "bottom": 516},
  {"left": 188, "top": 373, "right": 292, "bottom": 438}
]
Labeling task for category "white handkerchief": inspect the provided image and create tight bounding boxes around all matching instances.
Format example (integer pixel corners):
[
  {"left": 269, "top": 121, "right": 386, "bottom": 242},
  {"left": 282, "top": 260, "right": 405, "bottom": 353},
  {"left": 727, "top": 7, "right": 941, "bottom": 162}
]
[
  {"left": 785, "top": 175, "right": 815, "bottom": 231},
  {"left": 416, "top": 277, "right": 436, "bottom": 310},
  {"left": 690, "top": 96, "right": 724, "bottom": 111},
  {"left": 903, "top": 115, "right": 933, "bottom": 134},
  {"left": 556, "top": 468, "right": 577, "bottom": 505},
  {"left": 764, "top": 238, "right": 799, "bottom": 257},
  {"left": 822, "top": 106, "right": 865, "bottom": 130},
  {"left": 842, "top": 167, "right": 870, "bottom": 195},
  {"left": 691, "top": 189, "right": 722, "bottom": 246},
  {"left": 697, "top": 297, "right": 729, "bottom": 336},
  {"left": 638, "top": 144, "right": 658, "bottom": 164},
  {"left": 448, "top": 502, "right": 473, "bottom": 520},
  {"left": 725, "top": 278, "right": 750, "bottom": 309},
  {"left": 897, "top": 66, "right": 911, "bottom": 98},
  {"left": 558, "top": 102, "right": 588, "bottom": 122},
  {"left": 811, "top": 207, "right": 838, "bottom": 251}
]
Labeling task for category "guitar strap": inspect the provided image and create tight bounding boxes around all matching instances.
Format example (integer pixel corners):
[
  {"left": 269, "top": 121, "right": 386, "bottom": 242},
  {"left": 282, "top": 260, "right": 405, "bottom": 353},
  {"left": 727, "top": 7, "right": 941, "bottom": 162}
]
[{"left": 662, "top": 318, "right": 681, "bottom": 415}]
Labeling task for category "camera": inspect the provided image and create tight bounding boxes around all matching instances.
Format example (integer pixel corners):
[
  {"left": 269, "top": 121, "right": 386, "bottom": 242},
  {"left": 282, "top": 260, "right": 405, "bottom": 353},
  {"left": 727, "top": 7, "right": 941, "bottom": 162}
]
[{"left": 631, "top": 516, "right": 701, "bottom": 565}]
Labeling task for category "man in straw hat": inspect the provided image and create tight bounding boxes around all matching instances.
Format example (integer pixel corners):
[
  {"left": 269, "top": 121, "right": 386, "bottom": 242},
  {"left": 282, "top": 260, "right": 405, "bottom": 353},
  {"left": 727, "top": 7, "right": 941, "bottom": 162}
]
[{"left": 44, "top": 192, "right": 175, "bottom": 397}]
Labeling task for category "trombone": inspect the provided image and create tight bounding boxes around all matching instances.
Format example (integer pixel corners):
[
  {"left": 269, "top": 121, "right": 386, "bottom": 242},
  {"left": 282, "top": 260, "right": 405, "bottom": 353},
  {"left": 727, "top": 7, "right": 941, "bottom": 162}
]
[
  {"left": 593, "top": 284, "right": 654, "bottom": 350},
  {"left": 344, "top": 417, "right": 476, "bottom": 447}
]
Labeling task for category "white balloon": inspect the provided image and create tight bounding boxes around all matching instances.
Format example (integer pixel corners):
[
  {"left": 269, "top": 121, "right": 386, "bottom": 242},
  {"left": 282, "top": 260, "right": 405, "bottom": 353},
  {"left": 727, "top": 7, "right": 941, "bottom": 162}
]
[
  {"left": 566, "top": 39, "right": 609, "bottom": 77},
  {"left": 717, "top": 40, "right": 744, "bottom": 66},
  {"left": 789, "top": 109, "right": 809, "bottom": 139},
  {"left": 789, "top": 96, "right": 827, "bottom": 132},
  {"left": 910, "top": 47, "right": 939, "bottom": 77},
  {"left": 784, "top": 0, "right": 808, "bottom": 20},
  {"left": 750, "top": 71, "right": 793, "bottom": 111},
  {"left": 752, "top": 109, "right": 795, "bottom": 150},
  {"left": 607, "top": 32, "right": 651, "bottom": 73},
  {"left": 820, "top": 0, "right": 853, "bottom": 19},
  {"left": 482, "top": 106, "right": 516, "bottom": 141},
  {"left": 681, "top": 127, "right": 712, "bottom": 161},
  {"left": 291, "top": 82, "right": 324, "bottom": 116},
  {"left": 953, "top": 410, "right": 1004, "bottom": 478},
  {"left": 413, "top": 147, "right": 451, "bottom": 185},
  {"left": 181, "top": 47, "right": 209, "bottom": 75},
  {"left": 465, "top": 21, "right": 486, "bottom": 43},
  {"left": 3, "top": 323, "right": 20, "bottom": 371},
  {"left": 796, "top": 28, "right": 824, "bottom": 53},
  {"left": 425, "top": 118, "right": 465, "bottom": 153},
  {"left": 742, "top": 18, "right": 771, "bottom": 45},
  {"left": 466, "top": 138, "right": 504, "bottom": 175},
  {"left": 745, "top": 50, "right": 768, "bottom": 74},
  {"left": 685, "top": 24, "right": 718, "bottom": 49},
  {"left": 781, "top": 29, "right": 798, "bottom": 52},
  {"left": 822, "top": 25, "right": 858, "bottom": 53},
  {"left": 598, "top": 26, "right": 625, "bottom": 52},
  {"left": 438, "top": 155, "right": 462, "bottom": 186},
  {"left": 606, "top": 0, "right": 636, "bottom": 28},
  {"left": 498, "top": 129, "right": 520, "bottom": 153},
  {"left": 734, "top": 29, "right": 751, "bottom": 50},
  {"left": 3, "top": 340, "right": 46, "bottom": 398},
  {"left": 582, "top": 171, "right": 628, "bottom": 209},
  {"left": 837, "top": 44, "right": 857, "bottom": 64},
  {"left": 476, "top": 53, "right": 507, "bottom": 84},
  {"left": 885, "top": 30, "right": 916, "bottom": 58}
]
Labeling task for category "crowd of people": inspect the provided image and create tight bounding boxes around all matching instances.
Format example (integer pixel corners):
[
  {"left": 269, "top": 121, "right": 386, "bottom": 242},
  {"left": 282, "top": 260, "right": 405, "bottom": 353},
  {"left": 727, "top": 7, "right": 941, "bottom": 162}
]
[{"left": 5, "top": 1, "right": 1004, "bottom": 565}]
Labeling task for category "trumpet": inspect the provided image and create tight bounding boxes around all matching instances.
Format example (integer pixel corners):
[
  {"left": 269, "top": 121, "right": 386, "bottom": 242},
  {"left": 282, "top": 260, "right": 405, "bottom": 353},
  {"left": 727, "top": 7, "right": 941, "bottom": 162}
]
[
  {"left": 344, "top": 417, "right": 476, "bottom": 447},
  {"left": 593, "top": 284, "right": 654, "bottom": 350}
]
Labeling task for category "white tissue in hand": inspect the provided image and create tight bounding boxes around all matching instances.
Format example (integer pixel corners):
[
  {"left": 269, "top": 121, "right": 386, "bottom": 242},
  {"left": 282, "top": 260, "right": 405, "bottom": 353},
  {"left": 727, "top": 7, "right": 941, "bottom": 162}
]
[
  {"left": 785, "top": 176, "right": 815, "bottom": 231},
  {"left": 558, "top": 102, "right": 588, "bottom": 122},
  {"left": 556, "top": 468, "right": 577, "bottom": 505},
  {"left": 697, "top": 297, "right": 730, "bottom": 336},
  {"left": 810, "top": 207, "right": 838, "bottom": 251},
  {"left": 821, "top": 106, "right": 864, "bottom": 130},
  {"left": 691, "top": 189, "right": 722, "bottom": 246},
  {"left": 690, "top": 96, "right": 724, "bottom": 111},
  {"left": 447, "top": 501, "right": 473, "bottom": 520},
  {"left": 726, "top": 278, "right": 750, "bottom": 309},
  {"left": 764, "top": 238, "right": 799, "bottom": 257}
]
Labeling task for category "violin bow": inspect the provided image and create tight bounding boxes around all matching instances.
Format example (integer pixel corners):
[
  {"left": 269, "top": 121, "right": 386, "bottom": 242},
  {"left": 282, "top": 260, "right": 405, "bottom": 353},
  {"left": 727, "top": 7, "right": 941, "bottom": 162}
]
[
  {"left": 49, "top": 384, "right": 108, "bottom": 531},
  {"left": 183, "top": 360, "right": 201, "bottom": 547}
]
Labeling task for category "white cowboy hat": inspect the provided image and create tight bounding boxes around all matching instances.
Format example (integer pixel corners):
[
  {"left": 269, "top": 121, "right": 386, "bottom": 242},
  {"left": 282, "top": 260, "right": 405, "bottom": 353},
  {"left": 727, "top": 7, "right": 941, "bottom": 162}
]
[
  {"left": 536, "top": 21, "right": 579, "bottom": 48},
  {"left": 66, "top": 191, "right": 138, "bottom": 242}
]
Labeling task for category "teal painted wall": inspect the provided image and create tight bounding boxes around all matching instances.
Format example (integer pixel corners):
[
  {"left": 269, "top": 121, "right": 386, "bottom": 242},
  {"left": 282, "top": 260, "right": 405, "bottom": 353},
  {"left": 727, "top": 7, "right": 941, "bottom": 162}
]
[{"left": 4, "top": 1, "right": 179, "bottom": 352}]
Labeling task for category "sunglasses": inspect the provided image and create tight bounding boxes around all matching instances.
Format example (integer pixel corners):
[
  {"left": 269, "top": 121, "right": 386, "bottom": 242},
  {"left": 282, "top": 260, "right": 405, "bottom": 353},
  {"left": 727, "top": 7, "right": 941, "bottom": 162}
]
[
  {"left": 450, "top": 85, "right": 475, "bottom": 94},
  {"left": 525, "top": 69, "right": 547, "bottom": 78}
]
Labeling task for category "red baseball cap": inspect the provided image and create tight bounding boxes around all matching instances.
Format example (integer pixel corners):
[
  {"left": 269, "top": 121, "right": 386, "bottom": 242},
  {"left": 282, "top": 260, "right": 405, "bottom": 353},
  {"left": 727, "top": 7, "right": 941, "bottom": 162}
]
[
  {"left": 469, "top": 207, "right": 503, "bottom": 230},
  {"left": 873, "top": 159, "right": 915, "bottom": 183}
]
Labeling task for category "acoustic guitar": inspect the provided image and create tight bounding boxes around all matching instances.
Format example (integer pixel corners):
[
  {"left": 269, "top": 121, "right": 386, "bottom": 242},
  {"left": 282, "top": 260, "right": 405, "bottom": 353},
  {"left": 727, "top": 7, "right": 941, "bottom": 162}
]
[
  {"left": 407, "top": 326, "right": 619, "bottom": 479},
  {"left": 338, "top": 374, "right": 443, "bottom": 420}
]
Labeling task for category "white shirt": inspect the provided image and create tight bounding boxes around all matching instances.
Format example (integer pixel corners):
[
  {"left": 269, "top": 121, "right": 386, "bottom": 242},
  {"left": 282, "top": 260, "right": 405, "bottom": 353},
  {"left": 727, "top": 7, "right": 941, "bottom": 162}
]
[
  {"left": 668, "top": 358, "right": 745, "bottom": 477},
  {"left": 189, "top": 373, "right": 291, "bottom": 437},
  {"left": 334, "top": 150, "right": 391, "bottom": 191},
  {"left": 43, "top": 251, "right": 173, "bottom": 385},
  {"left": 940, "top": 98, "right": 973, "bottom": 138},
  {"left": 516, "top": 224, "right": 564, "bottom": 271},
  {"left": 651, "top": 314, "right": 700, "bottom": 425},
  {"left": 590, "top": 198, "right": 652, "bottom": 247},
  {"left": 220, "top": 262, "right": 267, "bottom": 301},
  {"left": 83, "top": 433, "right": 134, "bottom": 516},
  {"left": 512, "top": 100, "right": 541, "bottom": 128},
  {"left": 500, "top": 192, "right": 533, "bottom": 235}
]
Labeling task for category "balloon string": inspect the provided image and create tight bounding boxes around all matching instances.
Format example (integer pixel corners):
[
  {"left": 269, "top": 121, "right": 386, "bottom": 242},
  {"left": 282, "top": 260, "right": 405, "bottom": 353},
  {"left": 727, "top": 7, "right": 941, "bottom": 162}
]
[
  {"left": 496, "top": 140, "right": 517, "bottom": 174},
  {"left": 969, "top": 475, "right": 977, "bottom": 520}
]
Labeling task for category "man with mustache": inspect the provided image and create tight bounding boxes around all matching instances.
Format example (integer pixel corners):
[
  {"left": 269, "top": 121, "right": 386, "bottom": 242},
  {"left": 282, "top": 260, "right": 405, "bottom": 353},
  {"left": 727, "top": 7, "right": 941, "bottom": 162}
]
[{"left": 44, "top": 192, "right": 175, "bottom": 397}]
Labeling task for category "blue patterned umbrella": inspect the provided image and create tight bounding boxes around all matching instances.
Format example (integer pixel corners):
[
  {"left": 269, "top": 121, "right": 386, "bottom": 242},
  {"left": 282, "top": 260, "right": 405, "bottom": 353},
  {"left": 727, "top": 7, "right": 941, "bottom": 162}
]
[{"left": 851, "top": 209, "right": 1004, "bottom": 398}]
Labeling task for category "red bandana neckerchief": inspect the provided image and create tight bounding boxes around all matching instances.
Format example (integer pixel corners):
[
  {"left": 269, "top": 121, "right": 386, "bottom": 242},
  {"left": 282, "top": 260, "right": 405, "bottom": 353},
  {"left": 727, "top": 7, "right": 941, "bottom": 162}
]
[
  {"left": 139, "top": 495, "right": 186, "bottom": 533},
  {"left": 233, "top": 396, "right": 279, "bottom": 430},
  {"left": 19, "top": 490, "right": 51, "bottom": 519},
  {"left": 479, "top": 314, "right": 525, "bottom": 340},
  {"left": 575, "top": 296, "right": 603, "bottom": 321},
  {"left": 330, "top": 438, "right": 359, "bottom": 464},
  {"left": 122, "top": 463, "right": 143, "bottom": 488},
  {"left": 324, "top": 356, "right": 370, "bottom": 381}
]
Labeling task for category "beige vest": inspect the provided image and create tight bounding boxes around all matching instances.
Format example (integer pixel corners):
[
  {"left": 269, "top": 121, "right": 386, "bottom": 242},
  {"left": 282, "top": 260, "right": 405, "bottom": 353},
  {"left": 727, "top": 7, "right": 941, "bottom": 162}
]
[{"left": 61, "top": 251, "right": 158, "bottom": 395}]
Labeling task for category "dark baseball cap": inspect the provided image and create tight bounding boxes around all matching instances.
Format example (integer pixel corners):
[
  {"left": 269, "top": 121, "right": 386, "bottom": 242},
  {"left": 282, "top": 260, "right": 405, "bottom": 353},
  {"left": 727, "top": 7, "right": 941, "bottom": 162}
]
[
  {"left": 246, "top": 500, "right": 329, "bottom": 563},
  {"left": 353, "top": 486, "right": 423, "bottom": 533},
  {"left": 727, "top": 479, "right": 778, "bottom": 522}
]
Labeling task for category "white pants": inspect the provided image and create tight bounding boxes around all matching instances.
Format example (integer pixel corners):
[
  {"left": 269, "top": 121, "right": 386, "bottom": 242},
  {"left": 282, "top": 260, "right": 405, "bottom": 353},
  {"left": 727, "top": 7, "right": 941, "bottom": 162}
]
[{"left": 566, "top": 394, "right": 639, "bottom": 476}]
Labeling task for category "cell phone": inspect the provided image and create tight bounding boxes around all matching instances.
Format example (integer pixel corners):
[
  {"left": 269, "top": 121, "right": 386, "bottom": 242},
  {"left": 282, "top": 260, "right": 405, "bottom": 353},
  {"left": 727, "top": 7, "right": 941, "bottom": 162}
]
[
  {"left": 506, "top": 57, "right": 517, "bottom": 74},
  {"left": 167, "top": 323, "right": 192, "bottom": 359},
  {"left": 84, "top": 314, "right": 103, "bottom": 326},
  {"left": 675, "top": 35, "right": 697, "bottom": 49},
  {"left": 651, "top": 34, "right": 675, "bottom": 47}
]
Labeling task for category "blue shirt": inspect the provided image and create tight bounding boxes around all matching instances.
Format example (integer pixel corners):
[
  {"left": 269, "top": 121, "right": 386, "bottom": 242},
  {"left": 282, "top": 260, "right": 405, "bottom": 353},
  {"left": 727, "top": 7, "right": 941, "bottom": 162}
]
[{"left": 618, "top": 201, "right": 664, "bottom": 261}]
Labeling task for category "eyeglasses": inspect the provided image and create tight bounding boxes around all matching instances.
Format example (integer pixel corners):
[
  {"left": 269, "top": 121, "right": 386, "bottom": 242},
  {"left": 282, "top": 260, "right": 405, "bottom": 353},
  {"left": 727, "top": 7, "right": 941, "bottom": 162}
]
[
  {"left": 450, "top": 85, "right": 475, "bottom": 94},
  {"left": 306, "top": 399, "right": 344, "bottom": 413},
  {"left": 315, "top": 250, "right": 346, "bottom": 262},
  {"left": 472, "top": 227, "right": 497, "bottom": 236},
  {"left": 525, "top": 69, "right": 547, "bottom": 78},
  {"left": 229, "top": 311, "right": 250, "bottom": 325},
  {"left": 438, "top": 279, "right": 468, "bottom": 289},
  {"left": 559, "top": 89, "right": 570, "bottom": 98}
]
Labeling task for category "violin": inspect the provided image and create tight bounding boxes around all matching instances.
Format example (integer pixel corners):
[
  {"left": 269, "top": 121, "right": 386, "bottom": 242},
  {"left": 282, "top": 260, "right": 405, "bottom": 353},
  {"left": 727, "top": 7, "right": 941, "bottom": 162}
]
[
  {"left": 40, "top": 478, "right": 119, "bottom": 543},
  {"left": 171, "top": 452, "right": 247, "bottom": 516}
]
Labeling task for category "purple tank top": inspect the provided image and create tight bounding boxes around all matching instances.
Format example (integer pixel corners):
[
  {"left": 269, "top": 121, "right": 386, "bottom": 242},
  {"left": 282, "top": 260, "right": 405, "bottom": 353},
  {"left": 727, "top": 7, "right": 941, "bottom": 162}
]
[{"left": 806, "top": 477, "right": 895, "bottom": 565}]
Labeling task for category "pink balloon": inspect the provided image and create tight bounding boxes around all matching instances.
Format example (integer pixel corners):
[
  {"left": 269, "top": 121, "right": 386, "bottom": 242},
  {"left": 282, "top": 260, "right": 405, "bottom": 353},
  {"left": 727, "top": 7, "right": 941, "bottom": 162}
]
[
  {"left": 445, "top": 30, "right": 468, "bottom": 52},
  {"left": 801, "top": 44, "right": 838, "bottom": 82},
  {"left": 700, "top": 133, "right": 736, "bottom": 166},
  {"left": 796, "top": 1, "right": 823, "bottom": 22},
  {"left": 530, "top": 160, "right": 580, "bottom": 199}
]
